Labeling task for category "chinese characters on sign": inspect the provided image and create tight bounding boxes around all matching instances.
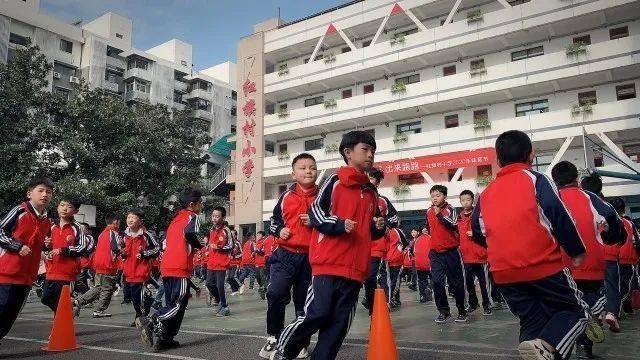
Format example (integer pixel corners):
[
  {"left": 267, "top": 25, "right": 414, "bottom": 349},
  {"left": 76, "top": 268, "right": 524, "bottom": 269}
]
[
  {"left": 375, "top": 148, "right": 496, "bottom": 176},
  {"left": 241, "top": 80, "right": 257, "bottom": 178}
]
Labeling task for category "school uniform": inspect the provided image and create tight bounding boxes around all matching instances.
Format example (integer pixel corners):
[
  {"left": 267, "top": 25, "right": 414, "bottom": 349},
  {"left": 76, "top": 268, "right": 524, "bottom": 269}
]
[
  {"left": 385, "top": 228, "right": 408, "bottom": 306},
  {"left": 615, "top": 217, "right": 639, "bottom": 316},
  {"left": 238, "top": 240, "right": 256, "bottom": 286},
  {"left": 459, "top": 208, "right": 491, "bottom": 312},
  {"left": 227, "top": 240, "right": 243, "bottom": 292},
  {"left": 276, "top": 167, "right": 385, "bottom": 360},
  {"left": 122, "top": 227, "right": 160, "bottom": 320},
  {"left": 254, "top": 236, "right": 268, "bottom": 299},
  {"left": 413, "top": 234, "right": 433, "bottom": 301},
  {"left": 0, "top": 202, "right": 50, "bottom": 340},
  {"left": 78, "top": 225, "right": 121, "bottom": 312},
  {"left": 471, "top": 163, "right": 588, "bottom": 360},
  {"left": 206, "top": 225, "right": 234, "bottom": 308}
]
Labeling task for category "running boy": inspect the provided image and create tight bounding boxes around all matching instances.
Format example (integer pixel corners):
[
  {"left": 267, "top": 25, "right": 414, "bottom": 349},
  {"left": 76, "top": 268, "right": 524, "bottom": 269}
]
[
  {"left": 254, "top": 231, "right": 268, "bottom": 300},
  {"left": 273, "top": 130, "right": 386, "bottom": 360},
  {"left": 458, "top": 190, "right": 492, "bottom": 316},
  {"left": 471, "top": 130, "right": 588, "bottom": 360},
  {"left": 260, "top": 153, "right": 318, "bottom": 359},
  {"left": 426, "top": 184, "right": 467, "bottom": 323},
  {"left": 0, "top": 177, "right": 53, "bottom": 340},
  {"left": 412, "top": 227, "right": 433, "bottom": 302},
  {"left": 139, "top": 188, "right": 205, "bottom": 351},
  {"left": 205, "top": 206, "right": 234, "bottom": 316},
  {"left": 385, "top": 227, "right": 409, "bottom": 309},
  {"left": 41, "top": 197, "right": 87, "bottom": 314}
]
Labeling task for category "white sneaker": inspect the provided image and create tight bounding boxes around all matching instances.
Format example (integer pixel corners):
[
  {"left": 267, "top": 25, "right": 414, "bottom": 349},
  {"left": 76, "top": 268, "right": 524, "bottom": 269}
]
[
  {"left": 239, "top": 284, "right": 245, "bottom": 295},
  {"left": 605, "top": 312, "right": 620, "bottom": 333},
  {"left": 113, "top": 285, "right": 121, "bottom": 297},
  {"left": 259, "top": 336, "right": 277, "bottom": 359},
  {"left": 230, "top": 291, "right": 239, "bottom": 296},
  {"left": 518, "top": 339, "right": 554, "bottom": 360},
  {"left": 296, "top": 347, "right": 310, "bottom": 359}
]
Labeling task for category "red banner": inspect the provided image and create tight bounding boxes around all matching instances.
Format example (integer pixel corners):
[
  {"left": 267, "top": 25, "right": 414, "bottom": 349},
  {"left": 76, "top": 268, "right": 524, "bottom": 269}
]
[{"left": 375, "top": 148, "right": 496, "bottom": 176}]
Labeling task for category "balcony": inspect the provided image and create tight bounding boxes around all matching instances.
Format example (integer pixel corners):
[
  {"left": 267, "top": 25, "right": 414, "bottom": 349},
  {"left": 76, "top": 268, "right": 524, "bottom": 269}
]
[
  {"left": 124, "top": 90, "right": 150, "bottom": 103},
  {"left": 174, "top": 80, "right": 189, "bottom": 93},
  {"left": 264, "top": 34, "right": 640, "bottom": 139},
  {"left": 192, "top": 109, "right": 214, "bottom": 121},
  {"left": 125, "top": 67, "right": 152, "bottom": 82},
  {"left": 106, "top": 55, "right": 125, "bottom": 69},
  {"left": 263, "top": 0, "right": 639, "bottom": 99},
  {"left": 102, "top": 81, "right": 120, "bottom": 93},
  {"left": 263, "top": 98, "right": 640, "bottom": 178},
  {"left": 184, "top": 88, "right": 212, "bottom": 100},
  {"left": 173, "top": 102, "right": 186, "bottom": 111}
]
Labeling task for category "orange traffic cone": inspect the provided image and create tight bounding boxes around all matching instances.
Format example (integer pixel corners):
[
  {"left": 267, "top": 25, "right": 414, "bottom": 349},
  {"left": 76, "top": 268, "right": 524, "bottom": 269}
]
[
  {"left": 43, "top": 285, "right": 79, "bottom": 352},
  {"left": 367, "top": 288, "right": 399, "bottom": 360}
]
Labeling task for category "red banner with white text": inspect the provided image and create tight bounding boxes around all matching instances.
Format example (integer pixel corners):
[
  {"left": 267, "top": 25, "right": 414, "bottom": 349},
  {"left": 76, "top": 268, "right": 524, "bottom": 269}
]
[{"left": 375, "top": 148, "right": 496, "bottom": 176}]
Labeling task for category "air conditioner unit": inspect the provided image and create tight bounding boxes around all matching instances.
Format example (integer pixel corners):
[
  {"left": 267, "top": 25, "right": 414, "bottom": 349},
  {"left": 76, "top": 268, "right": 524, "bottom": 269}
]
[
  {"left": 53, "top": 72, "right": 62, "bottom": 79},
  {"left": 69, "top": 76, "right": 80, "bottom": 84}
]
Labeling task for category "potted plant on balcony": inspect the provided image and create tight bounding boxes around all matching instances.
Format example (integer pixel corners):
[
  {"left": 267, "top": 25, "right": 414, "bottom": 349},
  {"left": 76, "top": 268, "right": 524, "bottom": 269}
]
[
  {"left": 323, "top": 53, "right": 336, "bottom": 64},
  {"left": 324, "top": 98, "right": 337, "bottom": 109},
  {"left": 324, "top": 143, "right": 339, "bottom": 154},
  {"left": 390, "top": 33, "right": 405, "bottom": 46},
  {"left": 467, "top": 9, "right": 483, "bottom": 24},
  {"left": 571, "top": 102, "right": 594, "bottom": 116},
  {"left": 278, "top": 152, "right": 290, "bottom": 161},
  {"left": 391, "top": 81, "right": 407, "bottom": 94},
  {"left": 470, "top": 61, "right": 487, "bottom": 77},
  {"left": 277, "top": 108, "right": 289, "bottom": 118},
  {"left": 565, "top": 42, "right": 588, "bottom": 57},
  {"left": 393, "top": 132, "right": 409, "bottom": 144},
  {"left": 473, "top": 114, "right": 491, "bottom": 129},
  {"left": 393, "top": 182, "right": 410, "bottom": 196},
  {"left": 476, "top": 175, "right": 492, "bottom": 187},
  {"left": 278, "top": 63, "right": 289, "bottom": 76}
]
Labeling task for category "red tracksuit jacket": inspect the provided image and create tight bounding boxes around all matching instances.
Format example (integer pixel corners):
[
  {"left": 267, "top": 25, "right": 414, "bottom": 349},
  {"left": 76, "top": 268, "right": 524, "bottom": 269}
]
[
  {"left": 255, "top": 236, "right": 266, "bottom": 267},
  {"left": 471, "top": 163, "right": 586, "bottom": 284},
  {"left": 161, "top": 209, "right": 202, "bottom": 278},
  {"left": 413, "top": 234, "right": 431, "bottom": 271},
  {"left": 207, "top": 225, "right": 234, "bottom": 271},
  {"left": 558, "top": 186, "right": 625, "bottom": 280},
  {"left": 307, "top": 166, "right": 385, "bottom": 283},
  {"left": 386, "top": 228, "right": 408, "bottom": 268},
  {"left": 264, "top": 235, "right": 276, "bottom": 258},
  {"left": 620, "top": 217, "right": 640, "bottom": 265},
  {"left": 241, "top": 240, "right": 255, "bottom": 266},
  {"left": 79, "top": 234, "right": 95, "bottom": 269},
  {"left": 370, "top": 195, "right": 399, "bottom": 258},
  {"left": 92, "top": 225, "right": 122, "bottom": 275},
  {"left": 122, "top": 227, "right": 159, "bottom": 283},
  {"left": 458, "top": 208, "right": 487, "bottom": 264},
  {"left": 426, "top": 202, "right": 459, "bottom": 253},
  {"left": 45, "top": 220, "right": 88, "bottom": 281},
  {"left": 269, "top": 183, "right": 318, "bottom": 253},
  {"left": 0, "top": 202, "right": 51, "bottom": 285},
  {"left": 230, "top": 239, "right": 243, "bottom": 266}
]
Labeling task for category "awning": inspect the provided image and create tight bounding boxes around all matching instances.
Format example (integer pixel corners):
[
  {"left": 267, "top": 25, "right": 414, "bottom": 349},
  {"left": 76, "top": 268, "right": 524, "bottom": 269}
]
[{"left": 208, "top": 133, "right": 235, "bottom": 158}]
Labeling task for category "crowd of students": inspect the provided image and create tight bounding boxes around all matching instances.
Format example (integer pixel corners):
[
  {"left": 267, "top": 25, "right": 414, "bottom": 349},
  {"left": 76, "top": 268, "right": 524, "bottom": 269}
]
[{"left": 0, "top": 130, "right": 638, "bottom": 360}]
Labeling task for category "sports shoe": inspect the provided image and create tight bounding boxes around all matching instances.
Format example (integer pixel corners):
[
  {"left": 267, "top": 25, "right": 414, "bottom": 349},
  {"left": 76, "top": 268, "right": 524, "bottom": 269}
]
[
  {"left": 518, "top": 339, "right": 554, "bottom": 360},
  {"left": 466, "top": 305, "right": 479, "bottom": 314},
  {"left": 259, "top": 336, "right": 278, "bottom": 359},
  {"left": 230, "top": 291, "right": 239, "bottom": 296},
  {"left": 483, "top": 308, "right": 493, "bottom": 316},
  {"left": 575, "top": 344, "right": 594, "bottom": 359},
  {"left": 454, "top": 314, "right": 468, "bottom": 323},
  {"left": 113, "top": 285, "right": 120, "bottom": 297},
  {"left": 296, "top": 347, "right": 310, "bottom": 359},
  {"left": 585, "top": 318, "right": 605, "bottom": 343},
  {"left": 605, "top": 312, "right": 620, "bottom": 333},
  {"left": 434, "top": 313, "right": 451, "bottom": 324},
  {"left": 153, "top": 338, "right": 180, "bottom": 352},
  {"left": 216, "top": 306, "right": 230, "bottom": 317},
  {"left": 239, "top": 285, "right": 246, "bottom": 295},
  {"left": 92, "top": 310, "right": 112, "bottom": 318},
  {"left": 270, "top": 350, "right": 291, "bottom": 360},
  {"left": 139, "top": 316, "right": 156, "bottom": 348},
  {"left": 72, "top": 299, "right": 81, "bottom": 318},
  {"left": 491, "top": 302, "right": 505, "bottom": 310}
]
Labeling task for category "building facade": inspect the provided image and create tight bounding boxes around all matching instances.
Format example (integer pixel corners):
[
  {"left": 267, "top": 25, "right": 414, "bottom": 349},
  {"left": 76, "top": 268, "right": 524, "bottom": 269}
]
[
  {"left": 231, "top": 0, "right": 640, "bottom": 234},
  {"left": 0, "top": 0, "right": 237, "bottom": 173}
]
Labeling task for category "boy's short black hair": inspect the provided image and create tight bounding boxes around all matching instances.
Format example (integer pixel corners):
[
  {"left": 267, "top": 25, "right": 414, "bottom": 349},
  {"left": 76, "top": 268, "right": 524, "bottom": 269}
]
[
  {"left": 609, "top": 196, "right": 625, "bottom": 213},
  {"left": 459, "top": 190, "right": 474, "bottom": 200},
  {"left": 339, "top": 130, "right": 377, "bottom": 164},
  {"left": 105, "top": 212, "right": 119, "bottom": 224},
  {"left": 495, "top": 130, "right": 532, "bottom": 166},
  {"left": 60, "top": 196, "right": 82, "bottom": 210},
  {"left": 28, "top": 177, "right": 54, "bottom": 190},
  {"left": 551, "top": 161, "right": 579, "bottom": 187},
  {"left": 367, "top": 168, "right": 384, "bottom": 183},
  {"left": 212, "top": 206, "right": 226, "bottom": 218},
  {"left": 257, "top": 230, "right": 265, "bottom": 236},
  {"left": 411, "top": 227, "right": 420, "bottom": 233},
  {"left": 179, "top": 187, "right": 202, "bottom": 208},
  {"left": 430, "top": 184, "right": 448, "bottom": 196},
  {"left": 127, "top": 209, "right": 145, "bottom": 220},
  {"left": 292, "top": 153, "right": 316, "bottom": 168},
  {"left": 580, "top": 173, "right": 603, "bottom": 194}
]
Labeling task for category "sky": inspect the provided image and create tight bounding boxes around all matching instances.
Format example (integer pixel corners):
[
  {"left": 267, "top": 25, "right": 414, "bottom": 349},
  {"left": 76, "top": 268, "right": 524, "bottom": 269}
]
[{"left": 40, "top": 0, "right": 348, "bottom": 70}]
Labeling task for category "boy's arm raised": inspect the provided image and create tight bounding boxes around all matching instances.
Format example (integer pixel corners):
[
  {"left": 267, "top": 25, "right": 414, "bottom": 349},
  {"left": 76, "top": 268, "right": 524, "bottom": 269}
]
[
  {"left": 61, "top": 222, "right": 88, "bottom": 257},
  {"left": 436, "top": 205, "right": 458, "bottom": 230},
  {"left": 470, "top": 201, "right": 487, "bottom": 248},
  {"left": 308, "top": 175, "right": 346, "bottom": 236},
  {"left": 141, "top": 232, "right": 160, "bottom": 258},
  {"left": 533, "top": 171, "right": 585, "bottom": 258},
  {"left": 370, "top": 205, "right": 386, "bottom": 240}
]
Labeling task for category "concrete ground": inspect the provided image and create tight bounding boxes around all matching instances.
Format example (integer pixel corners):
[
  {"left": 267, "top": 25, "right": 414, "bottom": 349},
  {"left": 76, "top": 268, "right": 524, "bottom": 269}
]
[{"left": 2, "top": 282, "right": 638, "bottom": 360}]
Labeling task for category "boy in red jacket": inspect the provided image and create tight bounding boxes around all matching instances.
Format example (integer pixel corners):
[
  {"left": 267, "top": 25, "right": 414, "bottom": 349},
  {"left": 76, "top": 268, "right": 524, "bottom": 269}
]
[
  {"left": 0, "top": 177, "right": 53, "bottom": 340},
  {"left": 273, "top": 131, "right": 385, "bottom": 360},
  {"left": 471, "top": 130, "right": 588, "bottom": 360},
  {"left": 122, "top": 210, "right": 160, "bottom": 327},
  {"left": 41, "top": 197, "right": 87, "bottom": 314},
  {"left": 254, "top": 231, "right": 268, "bottom": 300},
  {"left": 75, "top": 212, "right": 121, "bottom": 318},
  {"left": 458, "top": 190, "right": 492, "bottom": 316},
  {"left": 412, "top": 228, "right": 433, "bottom": 303},
  {"left": 385, "top": 228, "right": 409, "bottom": 309},
  {"left": 426, "top": 184, "right": 467, "bottom": 323},
  {"left": 237, "top": 234, "right": 257, "bottom": 293},
  {"left": 139, "top": 188, "right": 204, "bottom": 351},
  {"left": 551, "top": 161, "right": 625, "bottom": 358},
  {"left": 261, "top": 153, "right": 317, "bottom": 359},
  {"left": 205, "top": 206, "right": 234, "bottom": 317}
]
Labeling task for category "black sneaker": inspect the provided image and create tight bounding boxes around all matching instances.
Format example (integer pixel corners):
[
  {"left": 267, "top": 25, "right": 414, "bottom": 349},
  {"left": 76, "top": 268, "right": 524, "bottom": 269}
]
[
  {"left": 466, "top": 305, "right": 479, "bottom": 314},
  {"left": 455, "top": 314, "right": 468, "bottom": 323},
  {"left": 270, "top": 350, "right": 292, "bottom": 360},
  {"left": 483, "top": 308, "right": 493, "bottom": 316},
  {"left": 434, "top": 313, "right": 451, "bottom": 324},
  {"left": 576, "top": 344, "right": 594, "bottom": 359},
  {"left": 139, "top": 316, "right": 156, "bottom": 348}
]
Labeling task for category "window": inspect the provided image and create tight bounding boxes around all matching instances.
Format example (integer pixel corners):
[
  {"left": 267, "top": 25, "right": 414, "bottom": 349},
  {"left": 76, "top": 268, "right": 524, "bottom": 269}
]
[
  {"left": 181, "top": 60, "right": 187, "bottom": 66},
  {"left": 532, "top": 154, "right": 553, "bottom": 172},
  {"left": 265, "top": 141, "right": 275, "bottom": 153},
  {"left": 394, "top": 74, "right": 420, "bottom": 85},
  {"left": 304, "top": 138, "right": 324, "bottom": 151},
  {"left": 578, "top": 91, "right": 597, "bottom": 106},
  {"left": 9, "top": 33, "right": 29, "bottom": 46},
  {"left": 173, "top": 91, "right": 183, "bottom": 103},
  {"left": 278, "top": 103, "right": 288, "bottom": 112},
  {"left": 470, "top": 58, "right": 485, "bottom": 70},
  {"left": 265, "top": 103, "right": 275, "bottom": 115},
  {"left": 515, "top": 99, "right": 549, "bottom": 117},
  {"left": 106, "top": 46, "right": 121, "bottom": 58},
  {"left": 342, "top": 89, "right": 352, "bottom": 99},
  {"left": 397, "top": 121, "right": 421, "bottom": 134},
  {"left": 304, "top": 96, "right": 324, "bottom": 107},
  {"left": 616, "top": 84, "right": 636, "bottom": 101},
  {"left": 508, "top": 0, "right": 530, "bottom": 5},
  {"left": 59, "top": 39, "right": 73, "bottom": 53},
  {"left": 54, "top": 87, "right": 70, "bottom": 100},
  {"left": 594, "top": 154, "right": 604, "bottom": 167},
  {"left": 116, "top": 33, "right": 124, "bottom": 39},
  {"left": 623, "top": 144, "right": 640, "bottom": 163},
  {"left": 477, "top": 165, "right": 492, "bottom": 177},
  {"left": 400, "top": 28, "right": 419, "bottom": 36},
  {"left": 104, "top": 70, "right": 119, "bottom": 82},
  {"left": 609, "top": 26, "right": 629, "bottom": 40},
  {"left": 135, "top": 82, "right": 148, "bottom": 93},
  {"left": 473, "top": 109, "right": 488, "bottom": 121},
  {"left": 363, "top": 84, "right": 374, "bottom": 94},
  {"left": 231, "top": 124, "right": 237, "bottom": 133},
  {"left": 278, "top": 143, "right": 288, "bottom": 154},
  {"left": 341, "top": 47, "right": 351, "bottom": 53},
  {"left": 443, "top": 65, "right": 456, "bottom": 76},
  {"left": 231, "top": 91, "right": 237, "bottom": 100},
  {"left": 399, "top": 173, "right": 424, "bottom": 185},
  {"left": 127, "top": 58, "right": 149, "bottom": 70},
  {"left": 511, "top": 46, "right": 544, "bottom": 61},
  {"left": 573, "top": 35, "right": 591, "bottom": 45},
  {"left": 362, "top": 40, "right": 371, "bottom": 47},
  {"left": 444, "top": 114, "right": 459, "bottom": 128}
]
